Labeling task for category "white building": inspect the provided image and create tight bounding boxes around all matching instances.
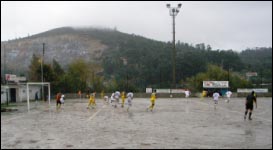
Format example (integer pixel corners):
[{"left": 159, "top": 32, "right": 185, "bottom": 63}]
[{"left": 1, "top": 84, "right": 42, "bottom": 104}]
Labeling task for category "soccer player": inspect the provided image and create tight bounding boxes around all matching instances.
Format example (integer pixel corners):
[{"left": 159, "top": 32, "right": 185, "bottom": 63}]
[
  {"left": 114, "top": 91, "right": 120, "bottom": 108},
  {"left": 147, "top": 91, "right": 156, "bottom": 112},
  {"left": 126, "top": 92, "right": 134, "bottom": 112},
  {"left": 185, "top": 89, "right": 191, "bottom": 98},
  {"left": 185, "top": 89, "right": 191, "bottom": 103},
  {"left": 87, "top": 92, "right": 96, "bottom": 109},
  {"left": 104, "top": 95, "right": 109, "bottom": 104},
  {"left": 56, "top": 92, "right": 62, "bottom": 109},
  {"left": 121, "top": 91, "right": 126, "bottom": 108},
  {"left": 225, "top": 90, "right": 232, "bottom": 103},
  {"left": 101, "top": 90, "right": 104, "bottom": 99},
  {"left": 110, "top": 92, "right": 116, "bottom": 107},
  {"left": 244, "top": 91, "right": 257, "bottom": 120},
  {"left": 201, "top": 89, "right": 207, "bottom": 100},
  {"left": 213, "top": 91, "right": 220, "bottom": 110},
  {"left": 60, "top": 94, "right": 65, "bottom": 105}
]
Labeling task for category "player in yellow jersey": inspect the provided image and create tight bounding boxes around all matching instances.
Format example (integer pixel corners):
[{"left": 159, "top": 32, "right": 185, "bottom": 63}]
[
  {"left": 147, "top": 91, "right": 156, "bottom": 112},
  {"left": 101, "top": 90, "right": 104, "bottom": 99},
  {"left": 121, "top": 91, "right": 126, "bottom": 108},
  {"left": 87, "top": 92, "right": 96, "bottom": 109},
  {"left": 201, "top": 90, "right": 207, "bottom": 100}
]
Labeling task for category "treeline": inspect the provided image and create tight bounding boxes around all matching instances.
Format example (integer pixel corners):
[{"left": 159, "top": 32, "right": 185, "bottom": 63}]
[
  {"left": 239, "top": 47, "right": 272, "bottom": 86},
  {"left": 28, "top": 55, "right": 104, "bottom": 94}
]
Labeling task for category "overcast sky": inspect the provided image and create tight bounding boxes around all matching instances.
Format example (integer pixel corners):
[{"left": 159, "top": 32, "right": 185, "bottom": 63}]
[{"left": 1, "top": 1, "right": 272, "bottom": 51}]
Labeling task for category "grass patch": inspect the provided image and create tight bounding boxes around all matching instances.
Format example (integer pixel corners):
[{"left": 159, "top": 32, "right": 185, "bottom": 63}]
[
  {"left": 1, "top": 103, "right": 18, "bottom": 112},
  {"left": 1, "top": 103, "right": 17, "bottom": 108}
]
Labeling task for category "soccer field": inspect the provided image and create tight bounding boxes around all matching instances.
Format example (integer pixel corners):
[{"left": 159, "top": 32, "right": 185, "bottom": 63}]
[{"left": 1, "top": 97, "right": 272, "bottom": 149}]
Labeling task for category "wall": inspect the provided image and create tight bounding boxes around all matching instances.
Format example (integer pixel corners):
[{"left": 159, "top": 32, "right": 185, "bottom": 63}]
[
  {"left": 1, "top": 85, "right": 41, "bottom": 103},
  {"left": 62, "top": 92, "right": 272, "bottom": 99}
]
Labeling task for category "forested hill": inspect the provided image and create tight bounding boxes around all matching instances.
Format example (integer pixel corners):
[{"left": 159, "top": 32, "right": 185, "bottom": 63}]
[
  {"left": 240, "top": 47, "right": 272, "bottom": 72},
  {"left": 1, "top": 27, "right": 272, "bottom": 89}
]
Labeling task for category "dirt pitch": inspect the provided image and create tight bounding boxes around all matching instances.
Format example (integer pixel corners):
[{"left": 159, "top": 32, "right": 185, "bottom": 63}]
[{"left": 1, "top": 97, "right": 272, "bottom": 149}]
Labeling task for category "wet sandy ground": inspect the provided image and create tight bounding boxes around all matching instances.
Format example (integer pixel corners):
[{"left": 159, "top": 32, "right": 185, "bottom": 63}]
[{"left": 1, "top": 97, "right": 272, "bottom": 149}]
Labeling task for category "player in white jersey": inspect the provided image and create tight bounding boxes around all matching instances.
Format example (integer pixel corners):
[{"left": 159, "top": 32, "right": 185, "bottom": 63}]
[
  {"left": 110, "top": 93, "right": 116, "bottom": 107},
  {"left": 185, "top": 89, "right": 191, "bottom": 103},
  {"left": 185, "top": 89, "right": 190, "bottom": 98},
  {"left": 114, "top": 91, "right": 120, "bottom": 102},
  {"left": 114, "top": 91, "right": 120, "bottom": 108},
  {"left": 225, "top": 90, "right": 232, "bottom": 103},
  {"left": 104, "top": 95, "right": 109, "bottom": 104},
  {"left": 213, "top": 91, "right": 220, "bottom": 109},
  {"left": 126, "top": 92, "right": 134, "bottom": 112},
  {"left": 60, "top": 94, "right": 65, "bottom": 105}
]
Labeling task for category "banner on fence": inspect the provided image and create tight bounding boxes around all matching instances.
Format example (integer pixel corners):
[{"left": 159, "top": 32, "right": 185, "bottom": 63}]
[{"left": 237, "top": 88, "right": 268, "bottom": 93}]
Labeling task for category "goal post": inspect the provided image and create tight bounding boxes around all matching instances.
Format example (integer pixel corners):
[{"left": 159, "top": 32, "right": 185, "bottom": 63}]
[{"left": 26, "top": 82, "right": 51, "bottom": 112}]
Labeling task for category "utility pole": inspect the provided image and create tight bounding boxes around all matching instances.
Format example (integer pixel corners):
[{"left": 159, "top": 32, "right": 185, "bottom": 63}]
[
  {"left": 260, "top": 70, "right": 263, "bottom": 88},
  {"left": 228, "top": 64, "right": 229, "bottom": 82},
  {"left": 3, "top": 44, "right": 6, "bottom": 85},
  {"left": 42, "top": 43, "right": 45, "bottom": 101},
  {"left": 3, "top": 44, "right": 9, "bottom": 106},
  {"left": 126, "top": 73, "right": 128, "bottom": 92}
]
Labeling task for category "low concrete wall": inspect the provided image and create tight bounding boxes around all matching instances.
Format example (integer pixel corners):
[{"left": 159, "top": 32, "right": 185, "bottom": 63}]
[
  {"left": 60, "top": 92, "right": 272, "bottom": 99},
  {"left": 236, "top": 92, "right": 272, "bottom": 97}
]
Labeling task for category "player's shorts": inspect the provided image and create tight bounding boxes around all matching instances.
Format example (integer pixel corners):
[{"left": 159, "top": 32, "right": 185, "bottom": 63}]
[
  {"left": 56, "top": 100, "right": 61, "bottom": 105},
  {"left": 126, "top": 98, "right": 131, "bottom": 106},
  {"left": 214, "top": 100, "right": 218, "bottom": 104},
  {"left": 246, "top": 104, "right": 253, "bottom": 110}
]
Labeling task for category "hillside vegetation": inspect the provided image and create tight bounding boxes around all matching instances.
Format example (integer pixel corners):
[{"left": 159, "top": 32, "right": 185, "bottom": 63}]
[{"left": 1, "top": 27, "right": 271, "bottom": 92}]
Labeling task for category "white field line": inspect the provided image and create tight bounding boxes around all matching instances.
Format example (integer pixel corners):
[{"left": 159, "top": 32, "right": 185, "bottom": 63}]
[
  {"left": 87, "top": 104, "right": 106, "bottom": 121},
  {"left": 2, "top": 116, "right": 23, "bottom": 123}
]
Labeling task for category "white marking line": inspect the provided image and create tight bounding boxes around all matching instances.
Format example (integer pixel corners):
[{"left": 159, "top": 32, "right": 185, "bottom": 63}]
[
  {"left": 2, "top": 109, "right": 40, "bottom": 123},
  {"left": 2, "top": 116, "right": 23, "bottom": 123},
  {"left": 3, "top": 108, "right": 41, "bottom": 122},
  {"left": 87, "top": 104, "right": 106, "bottom": 121},
  {"left": 196, "top": 100, "right": 272, "bottom": 123}
]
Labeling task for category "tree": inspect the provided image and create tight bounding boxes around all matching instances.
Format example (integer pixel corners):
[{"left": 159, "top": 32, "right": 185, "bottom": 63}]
[
  {"left": 186, "top": 64, "right": 252, "bottom": 92},
  {"left": 36, "top": 64, "right": 55, "bottom": 82},
  {"left": 28, "top": 54, "right": 41, "bottom": 81},
  {"left": 51, "top": 59, "right": 65, "bottom": 93},
  {"left": 64, "top": 59, "right": 103, "bottom": 93},
  {"left": 52, "top": 58, "right": 64, "bottom": 77}
]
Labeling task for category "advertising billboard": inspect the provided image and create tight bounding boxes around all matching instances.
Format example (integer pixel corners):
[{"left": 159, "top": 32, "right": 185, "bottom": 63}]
[{"left": 203, "top": 81, "right": 229, "bottom": 88}]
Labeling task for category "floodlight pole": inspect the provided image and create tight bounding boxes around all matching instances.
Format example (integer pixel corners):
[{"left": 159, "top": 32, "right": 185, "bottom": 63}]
[{"left": 167, "top": 3, "right": 182, "bottom": 96}]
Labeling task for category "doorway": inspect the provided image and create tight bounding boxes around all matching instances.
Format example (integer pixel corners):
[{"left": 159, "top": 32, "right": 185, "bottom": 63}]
[{"left": 10, "top": 88, "right": 16, "bottom": 102}]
